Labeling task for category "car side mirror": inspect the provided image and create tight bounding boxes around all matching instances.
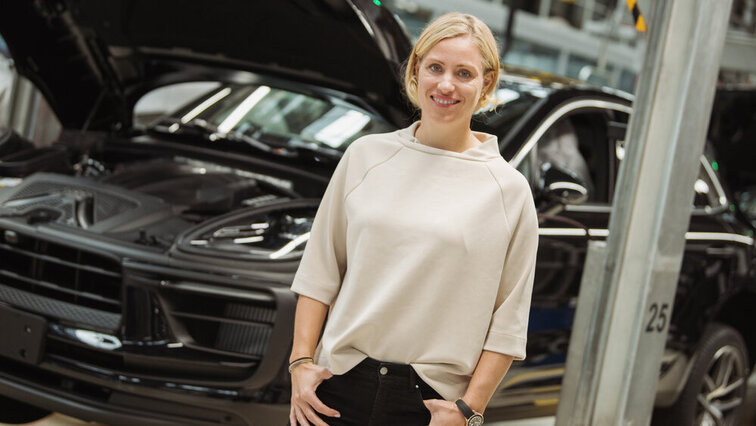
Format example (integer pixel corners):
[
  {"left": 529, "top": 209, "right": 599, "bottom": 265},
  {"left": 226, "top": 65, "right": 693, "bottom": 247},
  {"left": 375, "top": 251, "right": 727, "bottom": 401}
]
[{"left": 539, "top": 162, "right": 589, "bottom": 205}]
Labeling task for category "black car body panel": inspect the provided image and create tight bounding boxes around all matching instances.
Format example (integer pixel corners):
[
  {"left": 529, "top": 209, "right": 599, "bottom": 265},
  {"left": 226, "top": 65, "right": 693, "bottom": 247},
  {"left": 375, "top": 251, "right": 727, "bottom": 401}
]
[
  {"left": 1, "top": 1, "right": 756, "bottom": 424},
  {"left": 483, "top": 86, "right": 756, "bottom": 419}
]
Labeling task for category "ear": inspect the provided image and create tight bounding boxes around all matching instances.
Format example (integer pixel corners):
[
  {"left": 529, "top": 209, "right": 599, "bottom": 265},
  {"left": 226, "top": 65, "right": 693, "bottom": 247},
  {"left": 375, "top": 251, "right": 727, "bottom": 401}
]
[{"left": 482, "top": 71, "right": 495, "bottom": 93}]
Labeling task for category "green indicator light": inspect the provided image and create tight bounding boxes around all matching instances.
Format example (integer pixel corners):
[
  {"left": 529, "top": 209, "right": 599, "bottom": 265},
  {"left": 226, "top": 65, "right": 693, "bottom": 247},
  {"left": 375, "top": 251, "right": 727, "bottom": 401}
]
[
  {"left": 730, "top": 204, "right": 736, "bottom": 212},
  {"left": 712, "top": 161, "right": 719, "bottom": 171},
  {"left": 749, "top": 230, "right": 754, "bottom": 237},
  {"left": 373, "top": 0, "right": 381, "bottom": 5}
]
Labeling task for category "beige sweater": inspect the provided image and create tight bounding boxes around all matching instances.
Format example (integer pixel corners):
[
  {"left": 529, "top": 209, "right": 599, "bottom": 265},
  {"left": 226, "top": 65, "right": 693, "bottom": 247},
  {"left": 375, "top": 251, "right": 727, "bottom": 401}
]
[{"left": 291, "top": 121, "right": 538, "bottom": 401}]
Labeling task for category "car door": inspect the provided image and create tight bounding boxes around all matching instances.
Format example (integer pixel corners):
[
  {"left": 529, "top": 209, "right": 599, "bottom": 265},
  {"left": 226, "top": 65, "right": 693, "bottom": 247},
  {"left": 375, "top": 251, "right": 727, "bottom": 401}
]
[
  {"left": 488, "top": 99, "right": 630, "bottom": 414},
  {"left": 510, "top": 99, "right": 630, "bottom": 368}
]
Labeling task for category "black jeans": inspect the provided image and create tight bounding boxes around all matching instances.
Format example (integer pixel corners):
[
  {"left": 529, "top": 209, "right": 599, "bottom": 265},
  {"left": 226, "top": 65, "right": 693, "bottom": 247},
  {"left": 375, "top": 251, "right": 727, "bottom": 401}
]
[{"left": 314, "top": 357, "right": 443, "bottom": 426}]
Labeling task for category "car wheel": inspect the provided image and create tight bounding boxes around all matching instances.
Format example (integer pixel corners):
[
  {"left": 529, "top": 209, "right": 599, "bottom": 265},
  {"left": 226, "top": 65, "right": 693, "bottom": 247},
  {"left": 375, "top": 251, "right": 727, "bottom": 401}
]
[
  {"left": 653, "top": 323, "right": 749, "bottom": 426},
  {"left": 0, "top": 395, "right": 50, "bottom": 423}
]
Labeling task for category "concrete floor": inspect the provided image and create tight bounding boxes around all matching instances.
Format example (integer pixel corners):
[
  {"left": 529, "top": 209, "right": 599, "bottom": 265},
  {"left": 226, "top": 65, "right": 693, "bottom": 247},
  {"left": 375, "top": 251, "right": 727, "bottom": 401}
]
[
  {"left": 3, "top": 373, "right": 756, "bottom": 426},
  {"left": 0, "top": 413, "right": 554, "bottom": 426},
  {"left": 0, "top": 413, "right": 553, "bottom": 426}
]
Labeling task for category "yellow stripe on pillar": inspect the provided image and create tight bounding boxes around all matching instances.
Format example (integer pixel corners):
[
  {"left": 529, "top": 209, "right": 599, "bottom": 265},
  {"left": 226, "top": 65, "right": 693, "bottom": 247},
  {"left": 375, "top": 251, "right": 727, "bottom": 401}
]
[{"left": 626, "top": 0, "right": 647, "bottom": 31}]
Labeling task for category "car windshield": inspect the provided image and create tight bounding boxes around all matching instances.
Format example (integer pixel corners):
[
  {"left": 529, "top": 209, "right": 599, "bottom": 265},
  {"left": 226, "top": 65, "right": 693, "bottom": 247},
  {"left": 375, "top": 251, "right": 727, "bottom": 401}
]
[
  {"left": 149, "top": 78, "right": 542, "bottom": 157},
  {"left": 154, "top": 83, "right": 395, "bottom": 153}
]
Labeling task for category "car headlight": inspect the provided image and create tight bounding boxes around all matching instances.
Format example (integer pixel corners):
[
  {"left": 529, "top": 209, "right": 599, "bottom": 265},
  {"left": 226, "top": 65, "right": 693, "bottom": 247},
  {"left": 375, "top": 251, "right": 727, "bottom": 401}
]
[{"left": 177, "top": 200, "right": 318, "bottom": 260}]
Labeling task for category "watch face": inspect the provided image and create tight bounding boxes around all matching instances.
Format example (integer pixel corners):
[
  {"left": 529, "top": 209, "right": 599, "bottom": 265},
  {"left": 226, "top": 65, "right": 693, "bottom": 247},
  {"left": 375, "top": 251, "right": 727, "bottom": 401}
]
[{"left": 469, "top": 414, "right": 484, "bottom": 426}]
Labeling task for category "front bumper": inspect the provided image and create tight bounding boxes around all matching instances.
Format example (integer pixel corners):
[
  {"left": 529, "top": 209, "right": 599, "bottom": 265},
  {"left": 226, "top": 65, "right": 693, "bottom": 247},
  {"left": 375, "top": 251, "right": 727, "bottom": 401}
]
[
  {"left": 0, "top": 363, "right": 289, "bottom": 425},
  {"left": 0, "top": 220, "right": 299, "bottom": 425}
]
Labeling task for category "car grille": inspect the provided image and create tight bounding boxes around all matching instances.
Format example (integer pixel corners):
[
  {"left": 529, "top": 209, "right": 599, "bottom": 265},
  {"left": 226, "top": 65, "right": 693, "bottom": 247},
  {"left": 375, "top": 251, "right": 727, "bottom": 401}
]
[
  {"left": 159, "top": 285, "right": 275, "bottom": 360},
  {"left": 0, "top": 228, "right": 122, "bottom": 323},
  {"left": 0, "top": 232, "right": 279, "bottom": 385}
]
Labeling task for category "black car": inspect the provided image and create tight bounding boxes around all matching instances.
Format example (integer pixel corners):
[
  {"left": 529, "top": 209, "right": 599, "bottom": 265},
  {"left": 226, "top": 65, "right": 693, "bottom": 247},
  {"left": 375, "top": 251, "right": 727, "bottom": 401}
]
[
  {"left": 0, "top": 1, "right": 411, "bottom": 425},
  {"left": 0, "top": 1, "right": 754, "bottom": 425},
  {"left": 479, "top": 81, "right": 756, "bottom": 426}
]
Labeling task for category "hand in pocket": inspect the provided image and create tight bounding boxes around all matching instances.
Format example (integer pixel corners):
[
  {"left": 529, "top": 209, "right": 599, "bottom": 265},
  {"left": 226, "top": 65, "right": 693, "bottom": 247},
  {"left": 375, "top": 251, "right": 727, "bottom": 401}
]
[{"left": 289, "top": 363, "right": 341, "bottom": 426}]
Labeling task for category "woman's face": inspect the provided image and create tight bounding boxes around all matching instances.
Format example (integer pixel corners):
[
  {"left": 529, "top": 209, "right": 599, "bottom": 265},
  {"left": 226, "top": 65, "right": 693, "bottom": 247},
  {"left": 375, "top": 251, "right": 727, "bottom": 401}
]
[{"left": 415, "top": 35, "right": 491, "bottom": 126}]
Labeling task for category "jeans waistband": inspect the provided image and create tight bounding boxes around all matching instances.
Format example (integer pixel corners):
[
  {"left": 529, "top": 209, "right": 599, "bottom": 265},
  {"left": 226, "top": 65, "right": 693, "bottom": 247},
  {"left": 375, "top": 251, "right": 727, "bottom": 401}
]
[
  {"left": 356, "top": 357, "right": 414, "bottom": 376},
  {"left": 348, "top": 357, "right": 442, "bottom": 399}
]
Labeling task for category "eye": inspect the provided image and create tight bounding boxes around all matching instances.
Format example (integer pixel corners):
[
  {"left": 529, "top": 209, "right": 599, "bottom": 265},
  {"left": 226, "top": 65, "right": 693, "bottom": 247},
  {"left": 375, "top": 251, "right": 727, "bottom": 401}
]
[
  {"left": 458, "top": 69, "right": 473, "bottom": 79},
  {"left": 429, "top": 64, "right": 442, "bottom": 73}
]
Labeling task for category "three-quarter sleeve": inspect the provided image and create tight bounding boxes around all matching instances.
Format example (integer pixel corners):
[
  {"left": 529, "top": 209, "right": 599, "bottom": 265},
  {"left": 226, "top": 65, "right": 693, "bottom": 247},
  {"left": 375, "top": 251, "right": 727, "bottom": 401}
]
[
  {"left": 290, "top": 149, "right": 351, "bottom": 305},
  {"left": 483, "top": 193, "right": 539, "bottom": 360}
]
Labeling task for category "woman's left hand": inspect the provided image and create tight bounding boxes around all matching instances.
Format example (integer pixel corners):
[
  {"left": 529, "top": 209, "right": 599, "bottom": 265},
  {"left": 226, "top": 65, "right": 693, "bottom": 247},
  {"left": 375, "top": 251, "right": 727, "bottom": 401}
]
[{"left": 423, "top": 399, "right": 466, "bottom": 426}]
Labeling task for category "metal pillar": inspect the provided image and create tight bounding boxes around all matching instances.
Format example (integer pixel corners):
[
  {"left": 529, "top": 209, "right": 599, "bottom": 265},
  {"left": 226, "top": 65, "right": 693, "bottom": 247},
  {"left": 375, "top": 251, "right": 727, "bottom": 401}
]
[
  {"left": 538, "top": 0, "right": 552, "bottom": 17},
  {"left": 0, "top": 58, "right": 14, "bottom": 129},
  {"left": 555, "top": 0, "right": 733, "bottom": 424},
  {"left": 8, "top": 75, "right": 40, "bottom": 140},
  {"left": 580, "top": 0, "right": 596, "bottom": 29},
  {"left": 595, "top": 4, "right": 625, "bottom": 76}
]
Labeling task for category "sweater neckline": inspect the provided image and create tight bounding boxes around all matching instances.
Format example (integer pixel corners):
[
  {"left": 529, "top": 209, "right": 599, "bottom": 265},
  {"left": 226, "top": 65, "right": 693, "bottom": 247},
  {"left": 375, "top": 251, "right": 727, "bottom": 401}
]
[{"left": 395, "top": 121, "right": 501, "bottom": 161}]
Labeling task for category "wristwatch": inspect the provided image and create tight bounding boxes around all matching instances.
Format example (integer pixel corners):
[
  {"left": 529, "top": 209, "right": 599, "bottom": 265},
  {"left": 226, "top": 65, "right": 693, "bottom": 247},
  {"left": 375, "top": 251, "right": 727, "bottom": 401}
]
[{"left": 455, "top": 399, "right": 484, "bottom": 426}]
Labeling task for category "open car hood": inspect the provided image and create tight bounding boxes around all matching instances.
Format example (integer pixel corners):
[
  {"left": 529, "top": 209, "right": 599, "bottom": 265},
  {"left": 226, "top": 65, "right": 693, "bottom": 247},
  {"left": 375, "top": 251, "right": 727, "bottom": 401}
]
[{"left": 0, "top": 0, "right": 412, "bottom": 130}]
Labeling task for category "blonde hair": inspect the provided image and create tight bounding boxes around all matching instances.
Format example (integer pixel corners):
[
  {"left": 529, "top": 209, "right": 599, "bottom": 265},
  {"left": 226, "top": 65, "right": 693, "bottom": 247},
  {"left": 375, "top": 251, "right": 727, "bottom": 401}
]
[{"left": 403, "top": 12, "right": 500, "bottom": 111}]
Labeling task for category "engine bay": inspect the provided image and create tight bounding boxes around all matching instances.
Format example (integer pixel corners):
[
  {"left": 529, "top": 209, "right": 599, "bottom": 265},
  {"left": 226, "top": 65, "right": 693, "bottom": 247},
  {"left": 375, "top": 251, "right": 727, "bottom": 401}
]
[{"left": 0, "top": 130, "right": 320, "bottom": 258}]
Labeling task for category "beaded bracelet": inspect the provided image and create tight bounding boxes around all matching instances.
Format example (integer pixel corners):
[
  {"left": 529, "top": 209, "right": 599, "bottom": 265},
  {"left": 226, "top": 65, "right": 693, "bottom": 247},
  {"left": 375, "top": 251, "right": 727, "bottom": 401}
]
[{"left": 288, "top": 357, "right": 314, "bottom": 373}]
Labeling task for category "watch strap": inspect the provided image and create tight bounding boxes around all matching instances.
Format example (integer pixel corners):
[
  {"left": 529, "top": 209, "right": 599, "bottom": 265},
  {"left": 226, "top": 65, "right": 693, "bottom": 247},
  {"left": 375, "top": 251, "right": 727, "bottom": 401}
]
[{"left": 455, "top": 399, "right": 475, "bottom": 419}]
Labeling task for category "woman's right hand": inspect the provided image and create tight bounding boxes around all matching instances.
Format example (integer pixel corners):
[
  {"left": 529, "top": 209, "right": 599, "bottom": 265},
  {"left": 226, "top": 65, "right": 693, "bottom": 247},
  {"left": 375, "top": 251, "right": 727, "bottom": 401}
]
[{"left": 289, "top": 362, "right": 341, "bottom": 426}]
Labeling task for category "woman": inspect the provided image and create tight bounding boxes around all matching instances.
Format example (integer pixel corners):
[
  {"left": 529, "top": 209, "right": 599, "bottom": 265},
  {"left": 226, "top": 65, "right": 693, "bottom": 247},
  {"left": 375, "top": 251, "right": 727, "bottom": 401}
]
[{"left": 288, "top": 12, "right": 538, "bottom": 426}]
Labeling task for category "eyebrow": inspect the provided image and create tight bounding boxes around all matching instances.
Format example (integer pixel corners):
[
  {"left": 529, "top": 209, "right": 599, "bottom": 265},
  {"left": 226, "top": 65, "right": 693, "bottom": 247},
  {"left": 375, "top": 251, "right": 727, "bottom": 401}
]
[{"left": 424, "top": 57, "right": 478, "bottom": 70}]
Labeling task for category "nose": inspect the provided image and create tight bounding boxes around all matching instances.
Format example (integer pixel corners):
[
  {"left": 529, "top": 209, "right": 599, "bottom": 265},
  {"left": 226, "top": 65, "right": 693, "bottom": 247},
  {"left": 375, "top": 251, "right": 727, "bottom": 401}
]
[{"left": 438, "top": 74, "right": 454, "bottom": 93}]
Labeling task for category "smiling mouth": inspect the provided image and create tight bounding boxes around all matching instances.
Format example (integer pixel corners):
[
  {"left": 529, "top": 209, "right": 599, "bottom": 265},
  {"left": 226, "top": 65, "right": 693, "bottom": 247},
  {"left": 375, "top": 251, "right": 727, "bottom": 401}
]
[{"left": 431, "top": 96, "right": 460, "bottom": 105}]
